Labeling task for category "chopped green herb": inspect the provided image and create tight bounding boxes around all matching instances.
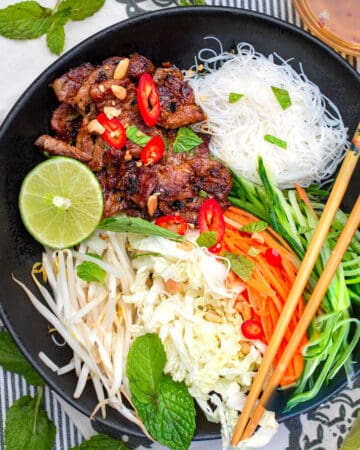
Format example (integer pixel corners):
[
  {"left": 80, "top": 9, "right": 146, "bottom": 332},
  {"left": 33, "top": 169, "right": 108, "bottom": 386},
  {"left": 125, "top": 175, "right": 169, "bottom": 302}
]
[
  {"left": 271, "top": 86, "right": 292, "bottom": 110},
  {"left": 76, "top": 260, "right": 105, "bottom": 284},
  {"left": 264, "top": 134, "right": 287, "bottom": 149},
  {"left": 173, "top": 127, "right": 203, "bottom": 153},
  {"left": 126, "top": 125, "right": 151, "bottom": 147},
  {"left": 71, "top": 434, "right": 130, "bottom": 450},
  {"left": 224, "top": 252, "right": 255, "bottom": 282},
  {"left": 199, "top": 189, "right": 207, "bottom": 198},
  {"left": 132, "top": 252, "right": 162, "bottom": 259},
  {"left": 239, "top": 221, "right": 268, "bottom": 233},
  {"left": 228, "top": 92, "right": 244, "bottom": 104},
  {"left": 196, "top": 231, "right": 217, "bottom": 248},
  {"left": 248, "top": 246, "right": 261, "bottom": 257}
]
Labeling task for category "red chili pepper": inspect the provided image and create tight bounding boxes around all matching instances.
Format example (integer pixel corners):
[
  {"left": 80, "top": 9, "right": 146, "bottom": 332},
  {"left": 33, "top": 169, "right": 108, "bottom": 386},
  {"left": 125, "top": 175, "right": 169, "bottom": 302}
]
[
  {"left": 155, "top": 215, "right": 188, "bottom": 235},
  {"left": 198, "top": 198, "right": 225, "bottom": 253},
  {"left": 140, "top": 136, "right": 165, "bottom": 165},
  {"left": 137, "top": 73, "right": 161, "bottom": 127},
  {"left": 97, "top": 112, "right": 126, "bottom": 149},
  {"left": 265, "top": 248, "right": 282, "bottom": 266},
  {"left": 241, "top": 319, "right": 263, "bottom": 340}
]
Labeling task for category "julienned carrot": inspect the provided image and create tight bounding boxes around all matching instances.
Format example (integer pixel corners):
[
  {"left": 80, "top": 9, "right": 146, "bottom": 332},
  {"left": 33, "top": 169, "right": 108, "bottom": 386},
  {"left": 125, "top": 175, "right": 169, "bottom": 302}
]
[
  {"left": 223, "top": 206, "right": 307, "bottom": 386},
  {"left": 295, "top": 184, "right": 318, "bottom": 220}
]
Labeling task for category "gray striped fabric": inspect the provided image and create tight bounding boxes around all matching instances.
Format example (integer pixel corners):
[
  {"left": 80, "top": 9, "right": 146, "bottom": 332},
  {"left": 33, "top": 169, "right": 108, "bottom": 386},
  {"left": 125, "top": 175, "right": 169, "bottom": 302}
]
[{"left": 0, "top": 1, "right": 358, "bottom": 450}]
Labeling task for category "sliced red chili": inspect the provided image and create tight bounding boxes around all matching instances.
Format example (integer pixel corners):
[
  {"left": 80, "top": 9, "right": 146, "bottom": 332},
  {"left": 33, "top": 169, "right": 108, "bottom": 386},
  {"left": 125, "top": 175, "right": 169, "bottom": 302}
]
[
  {"left": 265, "top": 248, "right": 282, "bottom": 266},
  {"left": 241, "top": 319, "right": 263, "bottom": 340},
  {"left": 137, "top": 73, "right": 161, "bottom": 127},
  {"left": 155, "top": 215, "right": 188, "bottom": 235},
  {"left": 198, "top": 198, "right": 225, "bottom": 253},
  {"left": 140, "top": 136, "right": 165, "bottom": 165},
  {"left": 97, "top": 112, "right": 126, "bottom": 149}
]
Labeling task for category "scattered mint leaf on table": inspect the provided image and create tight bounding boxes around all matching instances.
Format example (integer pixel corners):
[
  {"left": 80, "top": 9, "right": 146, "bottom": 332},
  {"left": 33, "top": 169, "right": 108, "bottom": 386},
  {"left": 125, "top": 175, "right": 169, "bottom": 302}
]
[
  {"left": 0, "top": 330, "right": 44, "bottom": 386},
  {"left": 127, "top": 334, "right": 196, "bottom": 450},
  {"left": 58, "top": 0, "right": 105, "bottom": 21},
  {"left": 0, "top": 1, "right": 52, "bottom": 39},
  {"left": 0, "top": 0, "right": 106, "bottom": 54},
  {"left": 71, "top": 434, "right": 130, "bottom": 450},
  {"left": 5, "top": 387, "right": 56, "bottom": 450}
]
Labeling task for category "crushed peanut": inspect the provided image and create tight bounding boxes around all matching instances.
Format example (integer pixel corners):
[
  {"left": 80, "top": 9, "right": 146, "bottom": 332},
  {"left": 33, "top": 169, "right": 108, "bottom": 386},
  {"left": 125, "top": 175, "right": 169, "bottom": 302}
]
[
  {"left": 147, "top": 193, "right": 160, "bottom": 216},
  {"left": 103, "top": 106, "right": 121, "bottom": 119},
  {"left": 111, "top": 85, "right": 127, "bottom": 100},
  {"left": 204, "top": 310, "right": 222, "bottom": 323},
  {"left": 87, "top": 119, "right": 105, "bottom": 135},
  {"left": 114, "top": 58, "right": 129, "bottom": 80}
]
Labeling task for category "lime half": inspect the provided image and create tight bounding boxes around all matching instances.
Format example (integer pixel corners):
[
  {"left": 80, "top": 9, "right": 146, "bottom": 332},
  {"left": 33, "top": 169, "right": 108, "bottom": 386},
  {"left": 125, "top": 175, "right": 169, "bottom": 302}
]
[{"left": 19, "top": 157, "right": 104, "bottom": 249}]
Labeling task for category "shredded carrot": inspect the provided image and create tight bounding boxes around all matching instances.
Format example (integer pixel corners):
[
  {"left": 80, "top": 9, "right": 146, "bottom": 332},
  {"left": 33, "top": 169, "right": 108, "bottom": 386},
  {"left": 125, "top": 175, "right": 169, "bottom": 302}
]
[
  {"left": 223, "top": 206, "right": 307, "bottom": 387},
  {"left": 295, "top": 184, "right": 318, "bottom": 220}
]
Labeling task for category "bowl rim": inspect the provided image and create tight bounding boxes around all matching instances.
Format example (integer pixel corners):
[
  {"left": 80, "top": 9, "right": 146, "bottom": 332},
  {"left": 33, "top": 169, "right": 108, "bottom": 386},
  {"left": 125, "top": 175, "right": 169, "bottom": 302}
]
[{"left": 0, "top": 5, "right": 359, "bottom": 441}]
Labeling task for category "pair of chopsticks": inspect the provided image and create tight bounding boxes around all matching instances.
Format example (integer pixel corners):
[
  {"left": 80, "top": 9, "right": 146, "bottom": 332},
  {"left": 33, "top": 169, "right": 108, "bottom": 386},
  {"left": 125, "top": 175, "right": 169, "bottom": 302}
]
[{"left": 231, "top": 123, "right": 360, "bottom": 445}]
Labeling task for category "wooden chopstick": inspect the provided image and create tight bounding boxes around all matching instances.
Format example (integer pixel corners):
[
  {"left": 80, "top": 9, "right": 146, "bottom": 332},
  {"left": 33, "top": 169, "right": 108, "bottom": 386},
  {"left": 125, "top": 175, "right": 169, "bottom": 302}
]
[
  {"left": 241, "top": 194, "right": 360, "bottom": 440},
  {"left": 231, "top": 123, "right": 360, "bottom": 446}
]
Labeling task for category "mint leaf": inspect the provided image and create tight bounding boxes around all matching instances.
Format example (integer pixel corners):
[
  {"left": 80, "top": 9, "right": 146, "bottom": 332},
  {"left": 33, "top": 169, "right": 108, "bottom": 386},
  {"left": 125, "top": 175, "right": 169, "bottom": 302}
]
[
  {"left": 0, "top": 1, "right": 51, "bottom": 40},
  {"left": 133, "top": 375, "right": 196, "bottom": 450},
  {"left": 76, "top": 260, "right": 106, "bottom": 284},
  {"left": 198, "top": 189, "right": 207, "bottom": 198},
  {"left": 173, "top": 127, "right": 203, "bottom": 153},
  {"left": 126, "top": 334, "right": 166, "bottom": 403},
  {"left": 224, "top": 252, "right": 255, "bottom": 281},
  {"left": 58, "top": 0, "right": 105, "bottom": 21},
  {"left": 5, "top": 387, "right": 56, "bottom": 450},
  {"left": 271, "top": 86, "right": 292, "bottom": 110},
  {"left": 196, "top": 231, "right": 217, "bottom": 248},
  {"left": 71, "top": 434, "right": 130, "bottom": 450},
  {"left": 264, "top": 134, "right": 287, "bottom": 149},
  {"left": 0, "top": 330, "right": 44, "bottom": 386},
  {"left": 98, "top": 216, "right": 184, "bottom": 242},
  {"left": 239, "top": 220, "right": 268, "bottom": 233},
  {"left": 126, "top": 126, "right": 151, "bottom": 147},
  {"left": 46, "top": 10, "right": 69, "bottom": 55},
  {"left": 229, "top": 92, "right": 243, "bottom": 103}
]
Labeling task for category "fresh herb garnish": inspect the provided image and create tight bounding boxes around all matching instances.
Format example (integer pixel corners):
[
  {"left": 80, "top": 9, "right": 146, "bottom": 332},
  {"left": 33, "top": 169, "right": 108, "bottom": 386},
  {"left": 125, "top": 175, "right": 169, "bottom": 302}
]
[
  {"left": 271, "top": 86, "right": 292, "bottom": 110},
  {"left": 196, "top": 231, "right": 217, "bottom": 248},
  {"left": 5, "top": 386, "right": 56, "bottom": 450},
  {"left": 264, "top": 133, "right": 287, "bottom": 149},
  {"left": 0, "top": 330, "right": 44, "bottom": 386},
  {"left": 76, "top": 258, "right": 106, "bottom": 284},
  {"left": 126, "top": 334, "right": 196, "bottom": 450},
  {"left": 126, "top": 125, "right": 151, "bottom": 147},
  {"left": 180, "top": 0, "right": 206, "bottom": 5},
  {"left": 224, "top": 252, "right": 255, "bottom": 282},
  {"left": 173, "top": 127, "right": 203, "bottom": 153},
  {"left": 228, "top": 92, "right": 244, "bottom": 104},
  {"left": 239, "top": 221, "right": 268, "bottom": 233},
  {"left": 199, "top": 189, "right": 207, "bottom": 198},
  {"left": 98, "top": 216, "right": 184, "bottom": 241},
  {"left": 71, "top": 434, "right": 130, "bottom": 450},
  {"left": 0, "top": 0, "right": 105, "bottom": 55}
]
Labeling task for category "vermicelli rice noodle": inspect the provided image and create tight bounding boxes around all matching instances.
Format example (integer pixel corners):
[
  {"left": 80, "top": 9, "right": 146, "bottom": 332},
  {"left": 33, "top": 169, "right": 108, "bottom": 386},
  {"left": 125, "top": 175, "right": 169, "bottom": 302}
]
[{"left": 187, "top": 39, "right": 349, "bottom": 188}]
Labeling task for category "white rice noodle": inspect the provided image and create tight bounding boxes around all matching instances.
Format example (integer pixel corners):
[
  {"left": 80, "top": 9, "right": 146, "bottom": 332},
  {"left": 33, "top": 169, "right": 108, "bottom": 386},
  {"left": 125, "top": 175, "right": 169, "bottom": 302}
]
[{"left": 188, "top": 39, "right": 349, "bottom": 188}]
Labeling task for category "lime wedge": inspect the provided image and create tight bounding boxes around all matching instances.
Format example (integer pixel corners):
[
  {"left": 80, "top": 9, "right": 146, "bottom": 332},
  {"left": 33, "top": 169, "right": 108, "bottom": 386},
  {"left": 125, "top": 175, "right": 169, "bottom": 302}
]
[{"left": 19, "top": 157, "right": 104, "bottom": 249}]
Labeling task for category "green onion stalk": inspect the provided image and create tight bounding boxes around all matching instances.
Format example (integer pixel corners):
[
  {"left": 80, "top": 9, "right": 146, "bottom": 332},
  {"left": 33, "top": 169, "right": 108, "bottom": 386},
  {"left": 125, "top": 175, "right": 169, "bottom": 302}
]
[{"left": 229, "top": 157, "right": 360, "bottom": 410}]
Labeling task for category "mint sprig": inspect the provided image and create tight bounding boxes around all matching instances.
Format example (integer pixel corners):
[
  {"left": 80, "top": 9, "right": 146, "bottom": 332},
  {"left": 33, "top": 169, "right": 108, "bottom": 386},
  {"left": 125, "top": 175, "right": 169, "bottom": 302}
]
[
  {"left": 0, "top": 0, "right": 105, "bottom": 55},
  {"left": 126, "top": 334, "right": 196, "bottom": 450},
  {"left": 5, "top": 386, "right": 56, "bottom": 450},
  {"left": 224, "top": 251, "right": 255, "bottom": 282},
  {"left": 0, "top": 330, "right": 44, "bottom": 386}
]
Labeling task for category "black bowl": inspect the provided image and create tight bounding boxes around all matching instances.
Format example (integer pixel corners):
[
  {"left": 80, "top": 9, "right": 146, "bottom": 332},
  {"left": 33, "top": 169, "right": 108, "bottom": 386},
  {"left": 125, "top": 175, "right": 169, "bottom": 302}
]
[{"left": 0, "top": 6, "right": 359, "bottom": 445}]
